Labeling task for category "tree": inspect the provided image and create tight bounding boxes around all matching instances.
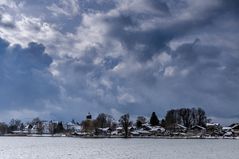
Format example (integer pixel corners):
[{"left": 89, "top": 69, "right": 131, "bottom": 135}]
[
  {"left": 9, "top": 119, "right": 22, "bottom": 132},
  {"left": 31, "top": 118, "right": 44, "bottom": 134},
  {"left": 48, "top": 121, "right": 65, "bottom": 134},
  {"left": 0, "top": 122, "right": 8, "bottom": 134},
  {"left": 150, "top": 112, "right": 160, "bottom": 126},
  {"left": 37, "top": 121, "right": 44, "bottom": 134},
  {"left": 197, "top": 108, "right": 207, "bottom": 127},
  {"left": 20, "top": 123, "right": 25, "bottom": 131},
  {"left": 160, "top": 119, "right": 166, "bottom": 127},
  {"left": 179, "top": 108, "right": 191, "bottom": 127},
  {"left": 71, "top": 119, "right": 76, "bottom": 124},
  {"left": 136, "top": 116, "right": 146, "bottom": 128},
  {"left": 95, "top": 113, "right": 113, "bottom": 128},
  {"left": 119, "top": 114, "right": 131, "bottom": 138},
  {"left": 165, "top": 109, "right": 181, "bottom": 129},
  {"left": 48, "top": 121, "right": 57, "bottom": 135},
  {"left": 31, "top": 117, "right": 41, "bottom": 125},
  {"left": 81, "top": 119, "right": 94, "bottom": 134},
  {"left": 56, "top": 122, "right": 65, "bottom": 133},
  {"left": 165, "top": 107, "right": 207, "bottom": 129}
]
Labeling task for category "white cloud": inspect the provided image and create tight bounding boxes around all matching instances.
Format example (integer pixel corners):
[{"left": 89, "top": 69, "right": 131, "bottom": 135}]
[
  {"left": 0, "top": 0, "right": 23, "bottom": 9},
  {"left": 1, "top": 14, "right": 13, "bottom": 23},
  {"left": 117, "top": 93, "right": 136, "bottom": 104},
  {"left": 164, "top": 66, "right": 176, "bottom": 77},
  {"left": 156, "top": 52, "right": 172, "bottom": 65},
  {"left": 47, "top": 0, "right": 80, "bottom": 17}
]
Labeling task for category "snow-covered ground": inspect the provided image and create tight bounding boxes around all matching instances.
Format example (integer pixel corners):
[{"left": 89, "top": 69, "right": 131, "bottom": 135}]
[{"left": 0, "top": 137, "right": 238, "bottom": 159}]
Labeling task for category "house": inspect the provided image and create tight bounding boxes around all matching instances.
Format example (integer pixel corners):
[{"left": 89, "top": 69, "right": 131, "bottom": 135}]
[
  {"left": 111, "top": 130, "right": 118, "bottom": 136},
  {"left": 130, "top": 131, "right": 140, "bottom": 136},
  {"left": 137, "top": 129, "right": 151, "bottom": 136},
  {"left": 141, "top": 123, "right": 152, "bottom": 131},
  {"left": 95, "top": 127, "right": 111, "bottom": 136},
  {"left": 224, "top": 131, "right": 233, "bottom": 137},
  {"left": 188, "top": 125, "right": 206, "bottom": 136},
  {"left": 167, "top": 124, "right": 187, "bottom": 134},
  {"left": 116, "top": 127, "right": 123, "bottom": 133},
  {"left": 42, "top": 121, "right": 50, "bottom": 134},
  {"left": 65, "top": 122, "right": 82, "bottom": 132},
  {"left": 231, "top": 124, "right": 239, "bottom": 136},
  {"left": 206, "top": 123, "right": 222, "bottom": 136},
  {"left": 149, "top": 126, "right": 165, "bottom": 136},
  {"left": 24, "top": 124, "right": 33, "bottom": 134},
  {"left": 30, "top": 125, "right": 38, "bottom": 134},
  {"left": 11, "top": 130, "right": 28, "bottom": 135},
  {"left": 222, "top": 127, "right": 232, "bottom": 132}
]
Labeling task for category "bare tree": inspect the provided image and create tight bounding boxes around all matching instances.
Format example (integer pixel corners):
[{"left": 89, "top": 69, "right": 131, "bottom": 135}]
[
  {"left": 119, "top": 114, "right": 131, "bottom": 138},
  {"left": 0, "top": 122, "right": 8, "bottom": 134},
  {"left": 37, "top": 121, "right": 44, "bottom": 134},
  {"left": 165, "top": 108, "right": 207, "bottom": 129},
  {"left": 31, "top": 118, "right": 44, "bottom": 134},
  {"left": 48, "top": 121, "right": 56, "bottom": 135},
  {"left": 197, "top": 108, "right": 207, "bottom": 127},
  {"left": 95, "top": 113, "right": 113, "bottom": 128},
  {"left": 9, "top": 119, "right": 22, "bottom": 132}
]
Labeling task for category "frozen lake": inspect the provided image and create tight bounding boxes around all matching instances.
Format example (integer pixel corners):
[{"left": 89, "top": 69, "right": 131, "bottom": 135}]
[{"left": 0, "top": 137, "right": 238, "bottom": 159}]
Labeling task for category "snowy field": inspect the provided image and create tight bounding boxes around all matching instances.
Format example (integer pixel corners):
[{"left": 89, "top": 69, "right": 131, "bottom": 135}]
[{"left": 0, "top": 137, "right": 238, "bottom": 159}]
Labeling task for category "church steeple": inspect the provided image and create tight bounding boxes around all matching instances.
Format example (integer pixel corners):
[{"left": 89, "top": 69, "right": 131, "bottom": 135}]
[{"left": 86, "top": 112, "right": 92, "bottom": 120}]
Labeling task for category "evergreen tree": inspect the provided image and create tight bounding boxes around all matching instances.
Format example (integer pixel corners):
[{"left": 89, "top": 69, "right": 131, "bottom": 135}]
[
  {"left": 160, "top": 119, "right": 166, "bottom": 127},
  {"left": 136, "top": 116, "right": 146, "bottom": 128},
  {"left": 150, "top": 112, "right": 160, "bottom": 126},
  {"left": 56, "top": 122, "right": 65, "bottom": 133}
]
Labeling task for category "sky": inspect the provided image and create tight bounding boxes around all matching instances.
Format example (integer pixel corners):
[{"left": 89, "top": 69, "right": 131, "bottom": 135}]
[{"left": 0, "top": 0, "right": 238, "bottom": 125}]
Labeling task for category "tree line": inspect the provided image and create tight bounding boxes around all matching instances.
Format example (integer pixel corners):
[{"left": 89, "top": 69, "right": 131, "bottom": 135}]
[
  {"left": 0, "top": 107, "right": 208, "bottom": 137},
  {"left": 81, "top": 107, "right": 207, "bottom": 138}
]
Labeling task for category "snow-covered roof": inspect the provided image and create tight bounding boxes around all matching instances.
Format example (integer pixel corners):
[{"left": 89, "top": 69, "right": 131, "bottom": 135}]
[
  {"left": 222, "top": 127, "right": 232, "bottom": 130},
  {"left": 232, "top": 124, "right": 239, "bottom": 129},
  {"left": 131, "top": 131, "right": 140, "bottom": 135},
  {"left": 74, "top": 125, "right": 81, "bottom": 130},
  {"left": 138, "top": 130, "right": 150, "bottom": 134},
  {"left": 116, "top": 127, "right": 123, "bottom": 130},
  {"left": 12, "top": 130, "right": 28, "bottom": 134},
  {"left": 176, "top": 124, "right": 187, "bottom": 129},
  {"left": 25, "top": 124, "right": 32, "bottom": 129},
  {"left": 206, "top": 123, "right": 220, "bottom": 127},
  {"left": 51, "top": 120, "right": 59, "bottom": 124},
  {"left": 149, "top": 126, "right": 165, "bottom": 132},
  {"left": 191, "top": 125, "right": 206, "bottom": 130},
  {"left": 66, "top": 122, "right": 75, "bottom": 126},
  {"left": 111, "top": 131, "right": 118, "bottom": 135},
  {"left": 142, "top": 123, "right": 150, "bottom": 127},
  {"left": 98, "top": 127, "right": 110, "bottom": 131},
  {"left": 225, "top": 131, "right": 233, "bottom": 135}
]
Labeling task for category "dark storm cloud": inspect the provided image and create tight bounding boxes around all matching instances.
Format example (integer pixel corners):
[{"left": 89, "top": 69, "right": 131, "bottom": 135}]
[
  {"left": 0, "top": 0, "right": 239, "bottom": 123},
  {"left": 103, "top": 1, "right": 224, "bottom": 62},
  {"left": 0, "top": 38, "right": 59, "bottom": 110},
  {"left": 50, "top": 0, "right": 239, "bottom": 122},
  {"left": 148, "top": 0, "right": 170, "bottom": 14},
  {"left": 86, "top": 0, "right": 239, "bottom": 121},
  {"left": 220, "top": 0, "right": 239, "bottom": 13},
  {"left": 172, "top": 39, "right": 221, "bottom": 66}
]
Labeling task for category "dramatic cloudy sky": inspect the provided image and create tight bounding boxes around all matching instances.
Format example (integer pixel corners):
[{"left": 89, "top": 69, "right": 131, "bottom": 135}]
[{"left": 0, "top": 0, "right": 238, "bottom": 124}]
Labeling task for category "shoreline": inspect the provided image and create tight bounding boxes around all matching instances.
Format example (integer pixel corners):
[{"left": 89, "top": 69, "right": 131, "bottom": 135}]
[{"left": 1, "top": 134, "right": 238, "bottom": 140}]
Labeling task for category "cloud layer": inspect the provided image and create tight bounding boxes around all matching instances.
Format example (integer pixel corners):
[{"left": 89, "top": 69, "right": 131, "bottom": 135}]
[{"left": 0, "top": 0, "right": 238, "bottom": 124}]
